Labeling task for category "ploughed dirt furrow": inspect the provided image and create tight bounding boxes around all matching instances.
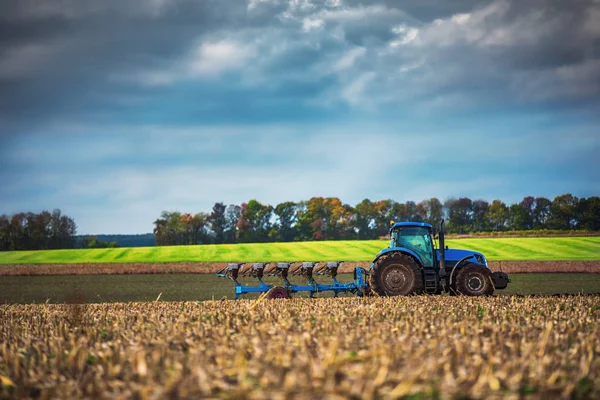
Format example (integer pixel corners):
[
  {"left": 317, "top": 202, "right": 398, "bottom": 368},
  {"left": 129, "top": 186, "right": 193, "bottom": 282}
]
[{"left": 1, "top": 260, "right": 600, "bottom": 276}]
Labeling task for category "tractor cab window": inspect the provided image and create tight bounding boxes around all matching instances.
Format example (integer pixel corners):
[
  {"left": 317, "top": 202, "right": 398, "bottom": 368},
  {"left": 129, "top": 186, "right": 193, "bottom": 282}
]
[{"left": 392, "top": 227, "right": 434, "bottom": 267}]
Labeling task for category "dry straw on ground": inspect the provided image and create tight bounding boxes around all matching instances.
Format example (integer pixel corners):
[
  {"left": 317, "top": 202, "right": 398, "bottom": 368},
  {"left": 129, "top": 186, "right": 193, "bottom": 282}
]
[{"left": 1, "top": 296, "right": 599, "bottom": 399}]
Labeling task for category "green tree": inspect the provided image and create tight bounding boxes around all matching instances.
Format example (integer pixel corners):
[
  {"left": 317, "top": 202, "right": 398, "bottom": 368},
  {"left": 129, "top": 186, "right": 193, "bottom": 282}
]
[
  {"left": 190, "top": 212, "right": 212, "bottom": 244},
  {"left": 508, "top": 203, "right": 530, "bottom": 230},
  {"left": 532, "top": 197, "right": 551, "bottom": 229},
  {"left": 518, "top": 196, "right": 535, "bottom": 229},
  {"left": 48, "top": 209, "right": 76, "bottom": 249},
  {"left": 209, "top": 203, "right": 227, "bottom": 244},
  {"left": 472, "top": 200, "right": 490, "bottom": 231},
  {"left": 0, "top": 215, "right": 9, "bottom": 251},
  {"left": 355, "top": 199, "right": 377, "bottom": 239},
  {"left": 154, "top": 211, "right": 183, "bottom": 245},
  {"left": 225, "top": 204, "right": 241, "bottom": 243},
  {"left": 446, "top": 198, "right": 473, "bottom": 233},
  {"left": 237, "top": 200, "right": 273, "bottom": 243},
  {"left": 488, "top": 200, "right": 509, "bottom": 231},
  {"left": 295, "top": 197, "right": 354, "bottom": 240},
  {"left": 419, "top": 198, "right": 444, "bottom": 228},
  {"left": 82, "top": 236, "right": 120, "bottom": 248},
  {"left": 548, "top": 194, "right": 579, "bottom": 229},
  {"left": 373, "top": 199, "right": 394, "bottom": 237},
  {"left": 387, "top": 201, "right": 409, "bottom": 223},
  {"left": 274, "top": 201, "right": 297, "bottom": 242},
  {"left": 577, "top": 196, "right": 600, "bottom": 230},
  {"left": 0, "top": 210, "right": 76, "bottom": 250},
  {"left": 328, "top": 199, "right": 355, "bottom": 240}
]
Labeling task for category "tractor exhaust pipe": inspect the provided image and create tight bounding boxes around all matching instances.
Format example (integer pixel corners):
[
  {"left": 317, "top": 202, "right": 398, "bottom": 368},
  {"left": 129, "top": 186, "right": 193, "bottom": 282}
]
[{"left": 439, "top": 219, "right": 445, "bottom": 271}]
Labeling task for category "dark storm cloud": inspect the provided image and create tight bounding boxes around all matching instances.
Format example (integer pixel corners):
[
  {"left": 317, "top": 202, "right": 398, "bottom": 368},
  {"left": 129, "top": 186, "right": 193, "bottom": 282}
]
[
  {"left": 0, "top": 0, "right": 599, "bottom": 132},
  {"left": 0, "top": 0, "right": 247, "bottom": 129}
]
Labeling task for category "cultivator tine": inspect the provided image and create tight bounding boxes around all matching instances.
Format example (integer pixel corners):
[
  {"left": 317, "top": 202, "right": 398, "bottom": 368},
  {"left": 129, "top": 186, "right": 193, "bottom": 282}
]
[
  {"left": 264, "top": 263, "right": 279, "bottom": 276},
  {"left": 288, "top": 262, "right": 304, "bottom": 276},
  {"left": 248, "top": 263, "right": 269, "bottom": 279},
  {"left": 218, "top": 263, "right": 246, "bottom": 281},
  {"left": 314, "top": 261, "right": 344, "bottom": 278},
  {"left": 275, "top": 262, "right": 294, "bottom": 281},
  {"left": 238, "top": 263, "right": 254, "bottom": 277},
  {"left": 325, "top": 261, "right": 344, "bottom": 279},
  {"left": 291, "top": 262, "right": 318, "bottom": 278},
  {"left": 313, "top": 262, "right": 327, "bottom": 275}
]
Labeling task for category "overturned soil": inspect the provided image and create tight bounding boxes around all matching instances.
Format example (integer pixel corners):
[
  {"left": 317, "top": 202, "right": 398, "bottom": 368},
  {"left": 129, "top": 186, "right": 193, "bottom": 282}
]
[{"left": 0, "top": 260, "right": 599, "bottom": 276}]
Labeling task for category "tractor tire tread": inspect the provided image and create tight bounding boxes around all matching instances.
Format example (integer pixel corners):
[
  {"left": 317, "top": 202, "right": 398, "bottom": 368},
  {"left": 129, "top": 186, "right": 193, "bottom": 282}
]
[
  {"left": 371, "top": 253, "right": 424, "bottom": 296},
  {"left": 455, "top": 263, "right": 494, "bottom": 296}
]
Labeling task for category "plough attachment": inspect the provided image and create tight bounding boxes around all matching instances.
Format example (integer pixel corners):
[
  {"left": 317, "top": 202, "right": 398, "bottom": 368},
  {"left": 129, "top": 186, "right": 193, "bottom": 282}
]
[{"left": 217, "top": 261, "right": 369, "bottom": 300}]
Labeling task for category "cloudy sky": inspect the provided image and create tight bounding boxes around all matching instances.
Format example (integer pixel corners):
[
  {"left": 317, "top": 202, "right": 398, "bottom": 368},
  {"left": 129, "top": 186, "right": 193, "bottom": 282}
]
[{"left": 1, "top": 0, "right": 599, "bottom": 234}]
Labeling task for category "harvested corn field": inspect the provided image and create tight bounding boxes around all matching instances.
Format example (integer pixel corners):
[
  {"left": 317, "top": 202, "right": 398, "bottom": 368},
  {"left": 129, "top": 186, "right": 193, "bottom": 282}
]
[{"left": 1, "top": 296, "right": 599, "bottom": 399}]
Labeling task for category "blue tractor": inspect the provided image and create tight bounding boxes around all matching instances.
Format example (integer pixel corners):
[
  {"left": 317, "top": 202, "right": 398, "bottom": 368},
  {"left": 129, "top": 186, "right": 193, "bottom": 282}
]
[
  {"left": 218, "top": 220, "right": 509, "bottom": 298},
  {"left": 370, "top": 220, "right": 509, "bottom": 296}
]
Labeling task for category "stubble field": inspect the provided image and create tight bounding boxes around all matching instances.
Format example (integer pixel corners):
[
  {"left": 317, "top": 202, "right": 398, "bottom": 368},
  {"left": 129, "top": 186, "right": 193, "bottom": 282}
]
[{"left": 1, "top": 296, "right": 599, "bottom": 399}]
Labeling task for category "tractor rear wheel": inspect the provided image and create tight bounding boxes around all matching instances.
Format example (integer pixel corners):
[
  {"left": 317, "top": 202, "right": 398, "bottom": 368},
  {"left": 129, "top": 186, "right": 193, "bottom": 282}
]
[
  {"left": 455, "top": 263, "right": 494, "bottom": 296},
  {"left": 371, "top": 253, "right": 424, "bottom": 296},
  {"left": 266, "top": 286, "right": 291, "bottom": 299}
]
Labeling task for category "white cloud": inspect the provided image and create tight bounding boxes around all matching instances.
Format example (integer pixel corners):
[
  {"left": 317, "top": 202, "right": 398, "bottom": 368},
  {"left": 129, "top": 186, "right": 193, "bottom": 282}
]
[
  {"left": 321, "top": 4, "right": 398, "bottom": 22},
  {"left": 451, "top": 13, "right": 471, "bottom": 25},
  {"left": 115, "top": 0, "right": 599, "bottom": 108},
  {"left": 390, "top": 25, "right": 419, "bottom": 47},
  {"left": 341, "top": 72, "right": 376, "bottom": 105},
  {"left": 332, "top": 47, "right": 366, "bottom": 71},
  {"left": 325, "top": 0, "right": 342, "bottom": 7},
  {"left": 248, "top": 0, "right": 281, "bottom": 11},
  {"left": 188, "top": 40, "right": 256, "bottom": 77},
  {"left": 302, "top": 18, "right": 324, "bottom": 31},
  {"left": 129, "top": 39, "right": 257, "bottom": 86}
]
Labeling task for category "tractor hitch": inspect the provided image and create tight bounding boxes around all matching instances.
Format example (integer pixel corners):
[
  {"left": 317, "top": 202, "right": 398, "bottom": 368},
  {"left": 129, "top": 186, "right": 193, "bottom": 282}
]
[{"left": 491, "top": 271, "right": 510, "bottom": 290}]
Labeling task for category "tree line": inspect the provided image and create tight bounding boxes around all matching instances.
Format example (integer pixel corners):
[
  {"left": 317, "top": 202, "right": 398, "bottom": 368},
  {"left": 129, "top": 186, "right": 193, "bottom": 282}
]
[
  {"left": 2, "top": 194, "right": 597, "bottom": 250},
  {"left": 0, "top": 210, "right": 77, "bottom": 251},
  {"left": 153, "top": 194, "right": 600, "bottom": 245}
]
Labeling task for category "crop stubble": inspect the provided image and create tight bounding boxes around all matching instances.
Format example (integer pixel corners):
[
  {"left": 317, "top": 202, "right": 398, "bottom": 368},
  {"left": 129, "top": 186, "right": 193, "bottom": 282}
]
[{"left": 1, "top": 296, "right": 599, "bottom": 399}]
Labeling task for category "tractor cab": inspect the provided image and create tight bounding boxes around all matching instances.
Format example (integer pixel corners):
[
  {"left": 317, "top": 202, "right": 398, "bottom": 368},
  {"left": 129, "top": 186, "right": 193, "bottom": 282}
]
[{"left": 389, "top": 222, "right": 435, "bottom": 268}]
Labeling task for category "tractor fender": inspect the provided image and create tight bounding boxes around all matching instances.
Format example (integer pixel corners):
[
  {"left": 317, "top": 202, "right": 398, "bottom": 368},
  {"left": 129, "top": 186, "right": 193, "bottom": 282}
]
[
  {"left": 448, "top": 255, "right": 484, "bottom": 287},
  {"left": 370, "top": 247, "right": 423, "bottom": 269}
]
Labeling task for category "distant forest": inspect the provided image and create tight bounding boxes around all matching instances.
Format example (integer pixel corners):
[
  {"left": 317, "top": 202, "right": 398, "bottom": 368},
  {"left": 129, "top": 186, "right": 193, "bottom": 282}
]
[
  {"left": 153, "top": 194, "right": 600, "bottom": 246},
  {"left": 2, "top": 194, "right": 599, "bottom": 251},
  {"left": 0, "top": 210, "right": 76, "bottom": 251},
  {"left": 73, "top": 234, "right": 156, "bottom": 248}
]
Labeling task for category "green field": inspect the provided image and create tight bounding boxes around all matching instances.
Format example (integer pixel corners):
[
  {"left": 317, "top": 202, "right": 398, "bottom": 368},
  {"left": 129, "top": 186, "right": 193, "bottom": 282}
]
[
  {"left": 1, "top": 274, "right": 600, "bottom": 303},
  {"left": 1, "top": 237, "right": 599, "bottom": 264}
]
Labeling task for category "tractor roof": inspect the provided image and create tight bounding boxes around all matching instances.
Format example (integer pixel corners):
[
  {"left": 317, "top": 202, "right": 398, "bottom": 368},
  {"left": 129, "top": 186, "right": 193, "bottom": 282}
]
[{"left": 389, "top": 221, "right": 433, "bottom": 233}]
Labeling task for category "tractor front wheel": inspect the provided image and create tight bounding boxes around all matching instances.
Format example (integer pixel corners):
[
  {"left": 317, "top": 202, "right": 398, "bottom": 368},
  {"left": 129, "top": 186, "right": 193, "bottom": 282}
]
[
  {"left": 455, "top": 263, "right": 494, "bottom": 296},
  {"left": 371, "top": 253, "right": 424, "bottom": 296},
  {"left": 266, "top": 286, "right": 291, "bottom": 299}
]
